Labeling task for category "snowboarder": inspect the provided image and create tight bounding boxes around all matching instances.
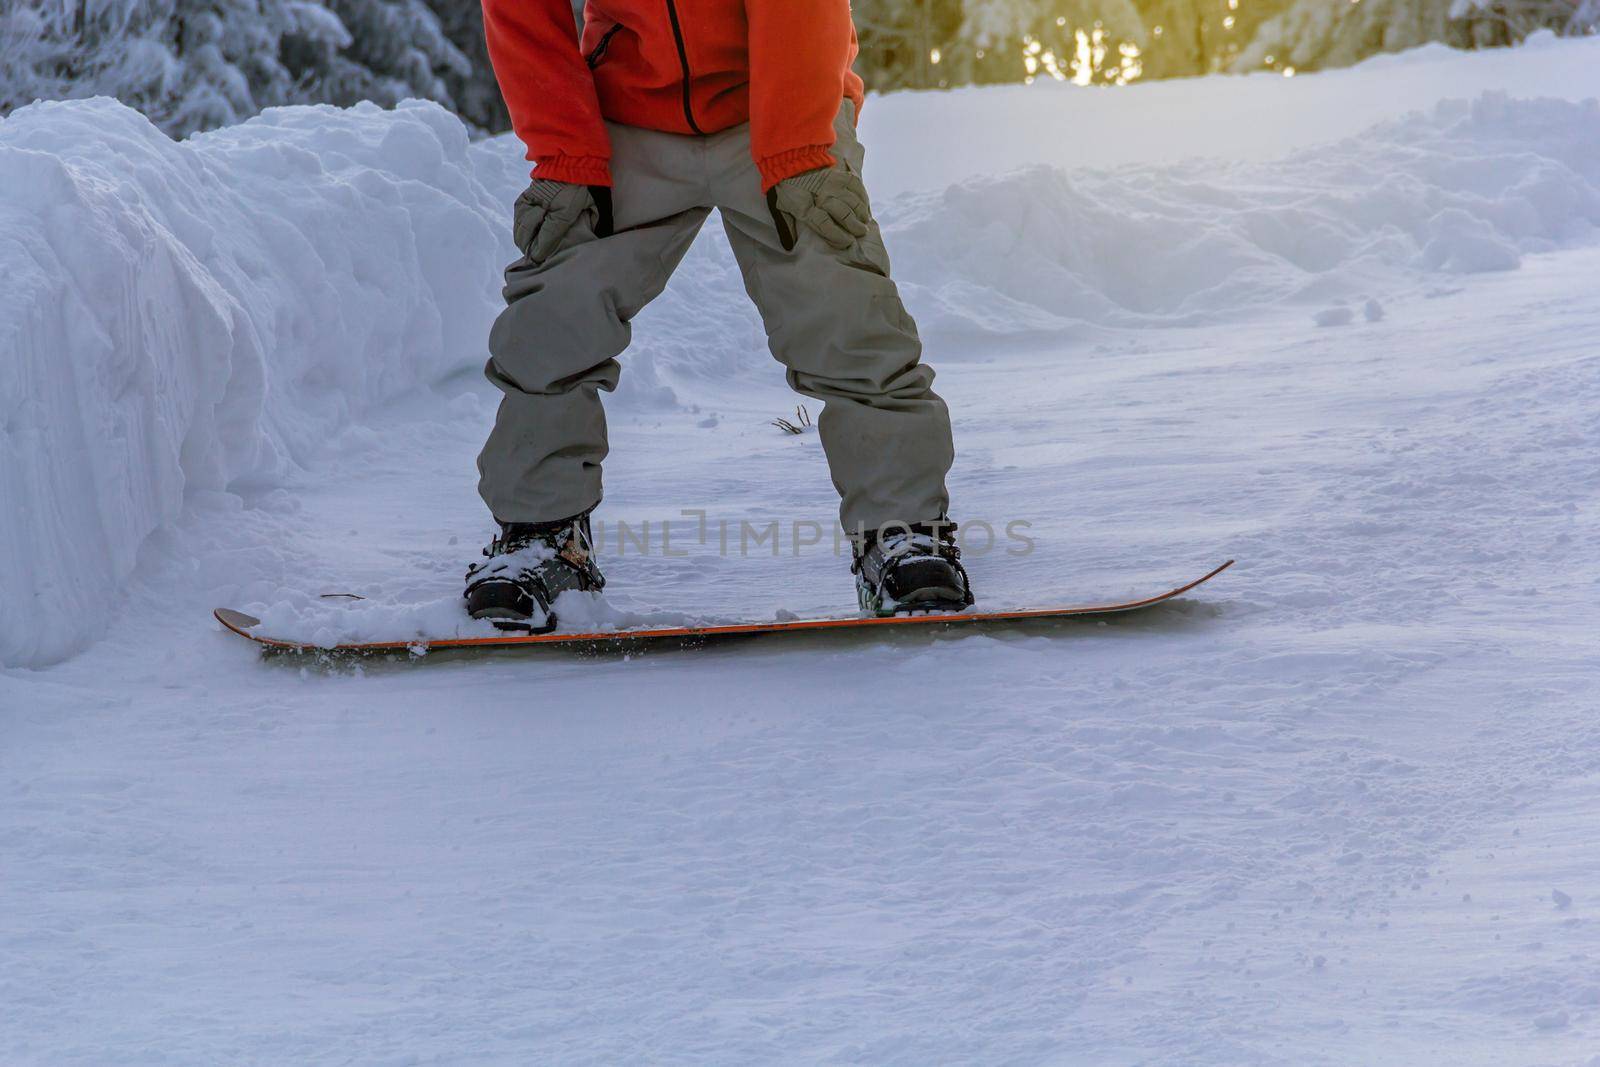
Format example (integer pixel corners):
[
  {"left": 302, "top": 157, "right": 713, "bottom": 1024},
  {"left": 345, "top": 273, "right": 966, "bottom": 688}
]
[{"left": 466, "top": 0, "right": 973, "bottom": 630}]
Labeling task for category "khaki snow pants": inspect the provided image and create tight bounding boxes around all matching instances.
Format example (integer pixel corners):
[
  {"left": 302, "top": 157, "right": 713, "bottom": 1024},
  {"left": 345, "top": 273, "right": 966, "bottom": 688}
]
[{"left": 477, "top": 100, "right": 954, "bottom": 535}]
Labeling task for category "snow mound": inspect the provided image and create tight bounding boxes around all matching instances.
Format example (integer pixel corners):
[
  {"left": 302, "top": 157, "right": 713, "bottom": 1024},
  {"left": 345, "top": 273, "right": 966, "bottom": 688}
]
[
  {"left": 0, "top": 97, "right": 512, "bottom": 667},
  {"left": 885, "top": 93, "right": 1600, "bottom": 334}
]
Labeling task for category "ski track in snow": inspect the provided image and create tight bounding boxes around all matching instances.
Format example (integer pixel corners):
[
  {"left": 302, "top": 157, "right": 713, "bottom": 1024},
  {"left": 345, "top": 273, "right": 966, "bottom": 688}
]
[{"left": 4, "top": 40, "right": 1600, "bottom": 1065}]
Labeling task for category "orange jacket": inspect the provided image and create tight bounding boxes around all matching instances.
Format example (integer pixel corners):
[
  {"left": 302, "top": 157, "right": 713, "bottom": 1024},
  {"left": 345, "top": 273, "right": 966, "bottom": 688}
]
[{"left": 482, "top": 0, "right": 865, "bottom": 191}]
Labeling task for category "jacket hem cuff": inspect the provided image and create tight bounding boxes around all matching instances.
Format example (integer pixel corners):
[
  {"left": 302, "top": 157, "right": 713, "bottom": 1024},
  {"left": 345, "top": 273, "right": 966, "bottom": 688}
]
[
  {"left": 757, "top": 145, "right": 837, "bottom": 191},
  {"left": 532, "top": 154, "right": 613, "bottom": 187}
]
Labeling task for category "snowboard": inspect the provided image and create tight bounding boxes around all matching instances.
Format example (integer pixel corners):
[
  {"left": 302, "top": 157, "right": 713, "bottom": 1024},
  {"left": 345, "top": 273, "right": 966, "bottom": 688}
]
[{"left": 213, "top": 559, "right": 1232, "bottom": 656}]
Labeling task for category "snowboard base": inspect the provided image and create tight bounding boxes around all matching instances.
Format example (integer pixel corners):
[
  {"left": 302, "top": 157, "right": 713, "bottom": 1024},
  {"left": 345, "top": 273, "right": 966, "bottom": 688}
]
[{"left": 213, "top": 560, "right": 1232, "bottom": 656}]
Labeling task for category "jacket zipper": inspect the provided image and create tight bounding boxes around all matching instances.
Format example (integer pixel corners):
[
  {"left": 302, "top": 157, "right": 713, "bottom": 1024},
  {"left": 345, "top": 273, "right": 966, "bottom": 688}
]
[
  {"left": 661, "top": 0, "right": 704, "bottom": 133},
  {"left": 585, "top": 23, "right": 623, "bottom": 69}
]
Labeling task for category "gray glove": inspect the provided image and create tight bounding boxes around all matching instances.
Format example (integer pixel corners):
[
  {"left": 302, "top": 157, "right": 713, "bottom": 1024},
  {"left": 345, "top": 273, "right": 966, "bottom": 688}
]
[
  {"left": 514, "top": 178, "right": 614, "bottom": 262},
  {"left": 766, "top": 165, "right": 872, "bottom": 252}
]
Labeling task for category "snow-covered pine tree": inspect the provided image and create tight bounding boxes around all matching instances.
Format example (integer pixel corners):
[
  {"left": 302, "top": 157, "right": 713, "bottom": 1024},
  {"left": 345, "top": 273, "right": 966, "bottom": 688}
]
[
  {"left": 853, "top": 0, "right": 966, "bottom": 91},
  {"left": 1130, "top": 0, "right": 1284, "bottom": 78},
  {"left": 1, "top": 0, "right": 471, "bottom": 137},
  {"left": 419, "top": 0, "right": 510, "bottom": 132},
  {"left": 2, "top": 0, "right": 332, "bottom": 131},
  {"left": 1234, "top": 0, "right": 1597, "bottom": 74},
  {"left": 313, "top": 0, "right": 470, "bottom": 110},
  {"left": 1448, "top": 0, "right": 1600, "bottom": 41}
]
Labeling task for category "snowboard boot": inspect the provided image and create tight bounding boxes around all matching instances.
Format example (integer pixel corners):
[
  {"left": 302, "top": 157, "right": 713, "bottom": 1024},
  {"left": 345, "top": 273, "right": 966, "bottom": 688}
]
[
  {"left": 464, "top": 513, "right": 604, "bottom": 632},
  {"left": 852, "top": 522, "right": 974, "bottom": 615}
]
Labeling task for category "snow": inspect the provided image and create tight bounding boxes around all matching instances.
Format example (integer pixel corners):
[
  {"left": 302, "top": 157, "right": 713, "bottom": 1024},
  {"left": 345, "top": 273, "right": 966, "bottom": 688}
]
[
  {"left": 888, "top": 92, "right": 1600, "bottom": 334},
  {"left": 860, "top": 30, "right": 1600, "bottom": 196},
  {"left": 0, "top": 97, "right": 514, "bottom": 666},
  {"left": 5, "top": 37, "right": 1600, "bottom": 1063}
]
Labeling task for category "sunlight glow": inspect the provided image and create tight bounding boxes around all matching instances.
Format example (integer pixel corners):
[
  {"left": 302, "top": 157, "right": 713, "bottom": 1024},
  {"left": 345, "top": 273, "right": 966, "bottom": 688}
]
[
  {"left": 1061, "top": 26, "right": 1143, "bottom": 86},
  {"left": 1000, "top": 9, "right": 1151, "bottom": 88}
]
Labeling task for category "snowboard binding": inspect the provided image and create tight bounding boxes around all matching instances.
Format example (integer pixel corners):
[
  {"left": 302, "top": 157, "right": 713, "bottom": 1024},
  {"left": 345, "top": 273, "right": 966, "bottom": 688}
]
[
  {"left": 465, "top": 513, "right": 604, "bottom": 633},
  {"left": 852, "top": 521, "right": 975, "bottom": 616}
]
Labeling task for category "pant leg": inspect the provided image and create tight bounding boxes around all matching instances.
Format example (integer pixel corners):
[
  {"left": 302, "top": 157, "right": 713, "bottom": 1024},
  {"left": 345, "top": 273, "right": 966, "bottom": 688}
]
[
  {"left": 478, "top": 124, "right": 711, "bottom": 524},
  {"left": 710, "top": 102, "right": 954, "bottom": 536}
]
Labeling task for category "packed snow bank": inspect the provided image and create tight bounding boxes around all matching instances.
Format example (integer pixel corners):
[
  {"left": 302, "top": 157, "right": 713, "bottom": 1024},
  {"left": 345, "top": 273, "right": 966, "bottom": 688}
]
[
  {"left": 887, "top": 94, "right": 1600, "bottom": 334},
  {"left": 0, "top": 97, "right": 512, "bottom": 667}
]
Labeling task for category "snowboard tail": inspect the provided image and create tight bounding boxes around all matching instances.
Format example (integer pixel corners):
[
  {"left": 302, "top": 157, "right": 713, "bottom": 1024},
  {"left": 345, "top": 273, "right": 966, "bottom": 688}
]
[{"left": 213, "top": 560, "right": 1233, "bottom": 656}]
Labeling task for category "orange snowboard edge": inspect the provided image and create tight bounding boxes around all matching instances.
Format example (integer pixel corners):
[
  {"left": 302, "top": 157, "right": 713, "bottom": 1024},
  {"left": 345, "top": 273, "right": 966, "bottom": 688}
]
[{"left": 215, "top": 559, "right": 1233, "bottom": 654}]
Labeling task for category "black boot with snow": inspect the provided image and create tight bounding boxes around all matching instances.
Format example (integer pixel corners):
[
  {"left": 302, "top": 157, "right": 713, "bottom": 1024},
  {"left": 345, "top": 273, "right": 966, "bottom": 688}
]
[
  {"left": 464, "top": 513, "right": 604, "bottom": 632},
  {"left": 852, "top": 522, "right": 974, "bottom": 615}
]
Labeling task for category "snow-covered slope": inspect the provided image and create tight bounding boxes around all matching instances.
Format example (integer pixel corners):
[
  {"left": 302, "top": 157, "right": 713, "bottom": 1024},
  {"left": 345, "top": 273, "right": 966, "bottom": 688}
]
[
  {"left": 6, "top": 70, "right": 1600, "bottom": 665},
  {"left": 3, "top": 37, "right": 1600, "bottom": 1065}
]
